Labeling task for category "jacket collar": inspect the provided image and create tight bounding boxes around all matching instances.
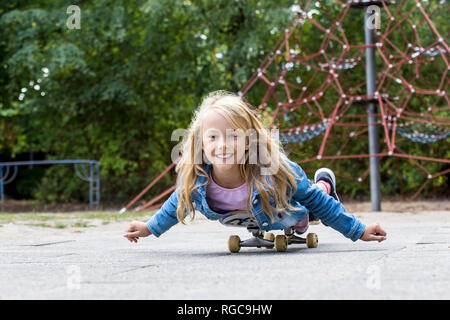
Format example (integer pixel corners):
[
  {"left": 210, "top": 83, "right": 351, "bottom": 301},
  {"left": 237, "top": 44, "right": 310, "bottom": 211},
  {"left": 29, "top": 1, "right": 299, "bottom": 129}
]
[{"left": 194, "top": 163, "right": 259, "bottom": 199}]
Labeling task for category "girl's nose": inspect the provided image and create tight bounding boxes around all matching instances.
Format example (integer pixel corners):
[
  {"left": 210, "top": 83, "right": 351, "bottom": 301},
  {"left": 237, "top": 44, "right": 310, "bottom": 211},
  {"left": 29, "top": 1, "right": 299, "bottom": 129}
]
[
  {"left": 219, "top": 138, "right": 234, "bottom": 148},
  {"left": 216, "top": 146, "right": 231, "bottom": 154},
  {"left": 216, "top": 139, "right": 229, "bottom": 150}
]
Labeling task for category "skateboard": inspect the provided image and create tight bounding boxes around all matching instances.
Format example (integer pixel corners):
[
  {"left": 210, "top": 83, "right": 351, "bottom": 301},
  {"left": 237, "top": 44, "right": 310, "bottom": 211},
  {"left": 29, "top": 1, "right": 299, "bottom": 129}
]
[{"left": 220, "top": 213, "right": 318, "bottom": 253}]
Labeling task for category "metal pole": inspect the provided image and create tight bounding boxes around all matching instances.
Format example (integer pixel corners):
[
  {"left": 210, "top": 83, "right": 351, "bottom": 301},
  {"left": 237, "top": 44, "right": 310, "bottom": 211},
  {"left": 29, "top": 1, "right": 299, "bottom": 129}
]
[
  {"left": 96, "top": 163, "right": 100, "bottom": 210},
  {"left": 89, "top": 163, "right": 93, "bottom": 210},
  {"left": 364, "top": 10, "right": 381, "bottom": 211},
  {"left": 0, "top": 167, "right": 4, "bottom": 212}
]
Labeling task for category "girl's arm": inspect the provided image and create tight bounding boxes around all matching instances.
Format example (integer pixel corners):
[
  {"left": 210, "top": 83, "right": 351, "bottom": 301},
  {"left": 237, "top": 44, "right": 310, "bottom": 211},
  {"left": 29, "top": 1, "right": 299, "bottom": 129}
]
[
  {"left": 124, "top": 220, "right": 152, "bottom": 243},
  {"left": 145, "top": 187, "right": 182, "bottom": 237},
  {"left": 124, "top": 187, "right": 182, "bottom": 242},
  {"left": 287, "top": 159, "right": 366, "bottom": 241}
]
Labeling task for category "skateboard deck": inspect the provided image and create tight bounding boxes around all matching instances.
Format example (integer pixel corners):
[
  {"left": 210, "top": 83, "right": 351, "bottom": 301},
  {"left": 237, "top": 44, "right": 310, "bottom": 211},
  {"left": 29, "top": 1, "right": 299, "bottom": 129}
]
[
  {"left": 220, "top": 213, "right": 259, "bottom": 229},
  {"left": 221, "top": 213, "right": 319, "bottom": 253}
]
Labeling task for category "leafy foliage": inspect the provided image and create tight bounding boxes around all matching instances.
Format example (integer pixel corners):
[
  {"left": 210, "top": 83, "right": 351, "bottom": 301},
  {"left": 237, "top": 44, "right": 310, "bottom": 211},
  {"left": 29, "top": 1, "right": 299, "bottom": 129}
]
[{"left": 0, "top": 0, "right": 447, "bottom": 205}]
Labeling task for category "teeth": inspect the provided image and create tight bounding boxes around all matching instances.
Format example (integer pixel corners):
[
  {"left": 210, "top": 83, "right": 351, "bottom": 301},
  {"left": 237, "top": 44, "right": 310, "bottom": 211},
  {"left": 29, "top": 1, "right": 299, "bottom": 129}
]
[{"left": 216, "top": 154, "right": 233, "bottom": 159}]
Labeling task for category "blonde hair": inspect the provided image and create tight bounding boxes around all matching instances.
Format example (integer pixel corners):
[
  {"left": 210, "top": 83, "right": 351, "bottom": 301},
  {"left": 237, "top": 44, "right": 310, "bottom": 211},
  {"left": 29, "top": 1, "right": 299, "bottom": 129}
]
[{"left": 175, "top": 90, "right": 302, "bottom": 224}]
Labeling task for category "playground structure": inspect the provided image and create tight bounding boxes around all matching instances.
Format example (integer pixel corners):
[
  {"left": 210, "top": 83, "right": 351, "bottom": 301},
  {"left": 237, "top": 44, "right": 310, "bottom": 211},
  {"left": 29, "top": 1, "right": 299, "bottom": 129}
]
[
  {"left": 120, "top": 0, "right": 449, "bottom": 213},
  {"left": 0, "top": 160, "right": 100, "bottom": 212}
]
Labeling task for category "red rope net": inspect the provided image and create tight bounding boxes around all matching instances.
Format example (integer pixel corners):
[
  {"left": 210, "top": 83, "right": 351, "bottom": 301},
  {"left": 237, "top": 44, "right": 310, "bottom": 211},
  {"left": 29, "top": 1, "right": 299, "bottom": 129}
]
[
  {"left": 123, "top": 0, "right": 449, "bottom": 212},
  {"left": 239, "top": 0, "right": 449, "bottom": 200}
]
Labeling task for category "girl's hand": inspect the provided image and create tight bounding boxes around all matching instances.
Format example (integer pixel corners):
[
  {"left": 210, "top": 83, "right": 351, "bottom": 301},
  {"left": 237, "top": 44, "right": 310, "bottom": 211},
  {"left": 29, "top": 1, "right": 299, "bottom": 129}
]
[
  {"left": 124, "top": 221, "right": 152, "bottom": 243},
  {"left": 360, "top": 222, "right": 387, "bottom": 242}
]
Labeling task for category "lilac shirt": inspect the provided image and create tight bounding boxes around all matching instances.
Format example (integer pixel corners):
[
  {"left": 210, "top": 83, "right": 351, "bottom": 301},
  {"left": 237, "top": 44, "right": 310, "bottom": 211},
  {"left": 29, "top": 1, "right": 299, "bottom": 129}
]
[{"left": 206, "top": 171, "right": 249, "bottom": 213}]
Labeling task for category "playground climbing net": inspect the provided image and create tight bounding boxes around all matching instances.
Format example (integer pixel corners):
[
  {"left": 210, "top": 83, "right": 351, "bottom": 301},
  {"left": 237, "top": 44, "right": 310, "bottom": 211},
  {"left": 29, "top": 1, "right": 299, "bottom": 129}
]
[
  {"left": 122, "top": 0, "right": 448, "bottom": 213},
  {"left": 238, "top": 0, "right": 449, "bottom": 200}
]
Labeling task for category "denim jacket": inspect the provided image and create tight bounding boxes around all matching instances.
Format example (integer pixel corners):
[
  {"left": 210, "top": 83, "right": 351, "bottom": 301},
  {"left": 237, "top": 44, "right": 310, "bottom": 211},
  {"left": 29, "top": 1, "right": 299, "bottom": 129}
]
[{"left": 146, "top": 155, "right": 366, "bottom": 241}]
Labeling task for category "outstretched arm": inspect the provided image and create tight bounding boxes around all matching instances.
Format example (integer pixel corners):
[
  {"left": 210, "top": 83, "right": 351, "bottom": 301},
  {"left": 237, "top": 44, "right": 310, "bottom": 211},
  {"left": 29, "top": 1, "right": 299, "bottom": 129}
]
[
  {"left": 124, "top": 187, "right": 183, "bottom": 241},
  {"left": 124, "top": 220, "right": 152, "bottom": 243},
  {"left": 287, "top": 159, "right": 366, "bottom": 241},
  {"left": 314, "top": 178, "right": 387, "bottom": 241},
  {"left": 145, "top": 187, "right": 182, "bottom": 237}
]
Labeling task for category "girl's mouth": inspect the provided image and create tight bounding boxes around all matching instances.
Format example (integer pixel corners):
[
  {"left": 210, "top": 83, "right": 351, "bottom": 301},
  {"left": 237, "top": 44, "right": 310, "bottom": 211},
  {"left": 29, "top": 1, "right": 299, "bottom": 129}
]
[{"left": 215, "top": 153, "right": 234, "bottom": 161}]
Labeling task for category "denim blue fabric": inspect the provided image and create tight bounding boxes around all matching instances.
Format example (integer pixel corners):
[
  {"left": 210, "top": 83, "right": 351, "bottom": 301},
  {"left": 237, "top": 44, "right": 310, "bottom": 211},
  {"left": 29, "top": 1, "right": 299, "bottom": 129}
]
[{"left": 146, "top": 155, "right": 366, "bottom": 241}]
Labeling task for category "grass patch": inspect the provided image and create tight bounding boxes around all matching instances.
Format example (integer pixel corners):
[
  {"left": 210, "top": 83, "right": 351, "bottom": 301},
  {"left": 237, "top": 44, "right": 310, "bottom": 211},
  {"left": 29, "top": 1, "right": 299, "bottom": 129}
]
[
  {"left": 54, "top": 222, "right": 67, "bottom": 229},
  {"left": 24, "top": 222, "right": 68, "bottom": 229},
  {"left": 0, "top": 210, "right": 156, "bottom": 224},
  {"left": 25, "top": 222, "right": 53, "bottom": 228},
  {"left": 72, "top": 221, "right": 91, "bottom": 228}
]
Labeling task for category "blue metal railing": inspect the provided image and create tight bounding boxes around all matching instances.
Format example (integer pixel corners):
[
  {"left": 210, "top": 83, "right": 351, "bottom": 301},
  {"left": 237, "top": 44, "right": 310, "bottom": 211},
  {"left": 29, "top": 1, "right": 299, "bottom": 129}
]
[{"left": 0, "top": 160, "right": 100, "bottom": 212}]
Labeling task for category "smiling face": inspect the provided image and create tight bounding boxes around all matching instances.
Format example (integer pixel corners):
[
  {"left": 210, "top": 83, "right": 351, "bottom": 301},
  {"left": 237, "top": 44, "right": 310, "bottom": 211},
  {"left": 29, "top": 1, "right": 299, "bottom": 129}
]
[{"left": 201, "top": 110, "right": 248, "bottom": 168}]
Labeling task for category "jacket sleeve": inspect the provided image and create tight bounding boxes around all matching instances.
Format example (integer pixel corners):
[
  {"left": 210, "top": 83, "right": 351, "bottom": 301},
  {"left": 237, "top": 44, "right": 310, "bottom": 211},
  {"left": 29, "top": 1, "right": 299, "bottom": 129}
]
[
  {"left": 287, "top": 158, "right": 366, "bottom": 241},
  {"left": 146, "top": 187, "right": 183, "bottom": 237}
]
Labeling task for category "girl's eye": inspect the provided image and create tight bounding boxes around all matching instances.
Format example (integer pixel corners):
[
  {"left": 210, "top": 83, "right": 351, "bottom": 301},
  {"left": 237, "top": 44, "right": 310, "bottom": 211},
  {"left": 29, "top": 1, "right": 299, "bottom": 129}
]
[{"left": 208, "top": 134, "right": 237, "bottom": 140}]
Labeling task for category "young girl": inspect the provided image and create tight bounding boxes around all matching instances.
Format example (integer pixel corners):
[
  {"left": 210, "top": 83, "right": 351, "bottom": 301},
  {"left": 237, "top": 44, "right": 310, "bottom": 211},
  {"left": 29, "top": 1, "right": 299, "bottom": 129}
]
[{"left": 124, "top": 91, "right": 387, "bottom": 245}]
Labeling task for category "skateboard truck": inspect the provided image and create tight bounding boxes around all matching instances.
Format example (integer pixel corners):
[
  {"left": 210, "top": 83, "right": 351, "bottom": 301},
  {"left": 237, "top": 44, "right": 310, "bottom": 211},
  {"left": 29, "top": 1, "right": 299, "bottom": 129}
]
[
  {"left": 236, "top": 227, "right": 274, "bottom": 249},
  {"left": 228, "top": 226, "right": 318, "bottom": 253}
]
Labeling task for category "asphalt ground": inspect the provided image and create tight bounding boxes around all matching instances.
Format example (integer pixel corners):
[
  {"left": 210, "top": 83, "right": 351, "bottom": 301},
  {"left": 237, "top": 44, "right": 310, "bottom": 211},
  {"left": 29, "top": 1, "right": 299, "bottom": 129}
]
[{"left": 0, "top": 210, "right": 449, "bottom": 300}]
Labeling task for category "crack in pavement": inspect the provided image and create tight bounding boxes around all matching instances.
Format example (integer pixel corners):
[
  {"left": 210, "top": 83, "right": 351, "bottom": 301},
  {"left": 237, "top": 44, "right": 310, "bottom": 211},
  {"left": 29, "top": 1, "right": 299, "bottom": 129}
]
[
  {"left": 53, "top": 253, "right": 79, "bottom": 258},
  {"left": 81, "top": 281, "right": 131, "bottom": 284},
  {"left": 372, "top": 246, "right": 408, "bottom": 262},
  {"left": 111, "top": 264, "right": 159, "bottom": 275},
  {"left": 416, "top": 242, "right": 448, "bottom": 245},
  {"left": 18, "top": 240, "right": 76, "bottom": 247}
]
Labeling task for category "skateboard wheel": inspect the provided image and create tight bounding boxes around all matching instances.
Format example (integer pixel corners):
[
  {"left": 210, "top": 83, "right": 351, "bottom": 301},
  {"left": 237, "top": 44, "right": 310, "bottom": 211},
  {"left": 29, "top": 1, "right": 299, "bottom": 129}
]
[
  {"left": 306, "top": 233, "right": 318, "bottom": 248},
  {"left": 263, "top": 232, "right": 275, "bottom": 241},
  {"left": 274, "top": 235, "right": 287, "bottom": 252},
  {"left": 228, "top": 235, "right": 241, "bottom": 253},
  {"left": 263, "top": 232, "right": 275, "bottom": 249}
]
